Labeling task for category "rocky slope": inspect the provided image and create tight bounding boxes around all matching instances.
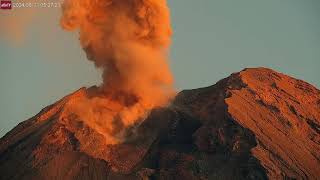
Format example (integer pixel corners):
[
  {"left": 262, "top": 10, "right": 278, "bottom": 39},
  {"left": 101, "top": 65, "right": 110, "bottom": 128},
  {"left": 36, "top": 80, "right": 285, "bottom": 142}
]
[{"left": 0, "top": 68, "right": 319, "bottom": 180}]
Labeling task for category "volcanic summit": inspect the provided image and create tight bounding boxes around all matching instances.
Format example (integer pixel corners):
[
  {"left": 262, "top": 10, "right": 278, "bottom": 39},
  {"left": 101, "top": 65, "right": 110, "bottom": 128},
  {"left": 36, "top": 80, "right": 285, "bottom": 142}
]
[{"left": 0, "top": 68, "right": 319, "bottom": 180}]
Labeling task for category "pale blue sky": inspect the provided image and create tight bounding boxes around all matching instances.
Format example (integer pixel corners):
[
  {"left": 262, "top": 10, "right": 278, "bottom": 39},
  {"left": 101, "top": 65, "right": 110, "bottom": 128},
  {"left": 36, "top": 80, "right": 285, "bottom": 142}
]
[{"left": 1, "top": 0, "right": 319, "bottom": 137}]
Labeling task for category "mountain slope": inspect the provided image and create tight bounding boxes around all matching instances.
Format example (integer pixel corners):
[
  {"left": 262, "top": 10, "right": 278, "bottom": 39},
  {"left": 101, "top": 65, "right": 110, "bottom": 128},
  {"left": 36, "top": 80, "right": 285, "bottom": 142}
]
[
  {"left": 1, "top": 68, "right": 319, "bottom": 180},
  {"left": 174, "top": 68, "right": 320, "bottom": 179}
]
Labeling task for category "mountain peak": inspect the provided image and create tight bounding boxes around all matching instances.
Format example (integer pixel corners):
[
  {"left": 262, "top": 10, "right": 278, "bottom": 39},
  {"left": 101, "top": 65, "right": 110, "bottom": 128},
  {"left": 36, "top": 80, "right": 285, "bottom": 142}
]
[{"left": 1, "top": 68, "right": 319, "bottom": 180}]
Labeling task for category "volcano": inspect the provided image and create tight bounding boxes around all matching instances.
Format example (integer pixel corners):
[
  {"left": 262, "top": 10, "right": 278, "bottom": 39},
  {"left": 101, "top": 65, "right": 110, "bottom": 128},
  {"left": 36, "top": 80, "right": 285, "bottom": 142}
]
[{"left": 0, "top": 68, "right": 319, "bottom": 180}]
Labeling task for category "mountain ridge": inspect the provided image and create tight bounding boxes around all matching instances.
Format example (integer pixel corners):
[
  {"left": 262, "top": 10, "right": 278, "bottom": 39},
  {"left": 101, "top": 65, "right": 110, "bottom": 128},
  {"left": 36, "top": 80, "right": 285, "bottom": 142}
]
[{"left": 1, "top": 67, "right": 319, "bottom": 180}]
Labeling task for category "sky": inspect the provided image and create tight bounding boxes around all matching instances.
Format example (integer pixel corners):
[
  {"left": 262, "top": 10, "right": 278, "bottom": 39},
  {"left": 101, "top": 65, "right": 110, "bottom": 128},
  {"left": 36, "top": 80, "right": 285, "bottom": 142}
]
[{"left": 0, "top": 0, "right": 320, "bottom": 137}]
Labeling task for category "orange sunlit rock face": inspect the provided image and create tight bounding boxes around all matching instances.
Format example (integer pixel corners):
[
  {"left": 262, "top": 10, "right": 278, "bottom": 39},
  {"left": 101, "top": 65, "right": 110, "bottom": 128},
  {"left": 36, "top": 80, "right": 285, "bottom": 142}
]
[
  {"left": 60, "top": 0, "right": 175, "bottom": 144},
  {"left": 0, "top": 68, "right": 319, "bottom": 179}
]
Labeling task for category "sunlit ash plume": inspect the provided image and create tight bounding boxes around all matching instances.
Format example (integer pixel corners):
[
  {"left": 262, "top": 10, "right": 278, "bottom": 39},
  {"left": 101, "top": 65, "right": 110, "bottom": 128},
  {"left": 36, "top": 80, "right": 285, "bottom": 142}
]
[{"left": 60, "top": 0, "right": 175, "bottom": 144}]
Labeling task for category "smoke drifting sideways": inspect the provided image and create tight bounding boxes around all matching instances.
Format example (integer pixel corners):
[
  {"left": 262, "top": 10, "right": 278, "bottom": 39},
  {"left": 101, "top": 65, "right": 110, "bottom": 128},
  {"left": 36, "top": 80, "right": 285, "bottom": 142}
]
[
  {"left": 60, "top": 0, "right": 175, "bottom": 144},
  {"left": 0, "top": 1, "right": 37, "bottom": 44}
]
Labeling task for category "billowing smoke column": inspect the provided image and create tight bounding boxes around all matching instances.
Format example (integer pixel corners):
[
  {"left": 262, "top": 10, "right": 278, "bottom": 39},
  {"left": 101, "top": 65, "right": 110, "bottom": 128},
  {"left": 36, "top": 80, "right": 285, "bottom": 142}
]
[{"left": 60, "top": 0, "right": 175, "bottom": 144}]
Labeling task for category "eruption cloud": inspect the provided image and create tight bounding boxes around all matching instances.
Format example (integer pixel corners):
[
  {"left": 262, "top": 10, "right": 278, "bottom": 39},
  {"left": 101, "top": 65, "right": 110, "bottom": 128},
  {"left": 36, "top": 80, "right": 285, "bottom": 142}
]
[{"left": 60, "top": 0, "right": 175, "bottom": 144}]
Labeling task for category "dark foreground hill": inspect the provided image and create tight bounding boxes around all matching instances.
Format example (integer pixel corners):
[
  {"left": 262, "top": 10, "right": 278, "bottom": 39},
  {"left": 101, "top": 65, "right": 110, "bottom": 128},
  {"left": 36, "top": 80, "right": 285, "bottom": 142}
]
[{"left": 1, "top": 68, "right": 319, "bottom": 180}]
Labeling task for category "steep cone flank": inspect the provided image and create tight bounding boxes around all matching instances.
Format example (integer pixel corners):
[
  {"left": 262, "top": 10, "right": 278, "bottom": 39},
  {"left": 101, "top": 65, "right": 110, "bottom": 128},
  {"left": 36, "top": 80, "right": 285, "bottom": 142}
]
[
  {"left": 1, "top": 68, "right": 320, "bottom": 180},
  {"left": 174, "top": 68, "right": 320, "bottom": 179}
]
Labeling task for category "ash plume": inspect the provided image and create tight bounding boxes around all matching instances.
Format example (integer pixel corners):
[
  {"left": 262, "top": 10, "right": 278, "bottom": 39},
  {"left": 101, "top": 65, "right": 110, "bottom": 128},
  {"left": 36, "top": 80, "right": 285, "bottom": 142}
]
[{"left": 60, "top": 0, "right": 175, "bottom": 143}]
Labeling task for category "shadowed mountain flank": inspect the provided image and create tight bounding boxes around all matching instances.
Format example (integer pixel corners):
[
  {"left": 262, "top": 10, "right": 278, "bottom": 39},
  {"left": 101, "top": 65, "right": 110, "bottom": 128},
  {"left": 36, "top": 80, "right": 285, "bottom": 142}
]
[{"left": 1, "top": 68, "right": 319, "bottom": 180}]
